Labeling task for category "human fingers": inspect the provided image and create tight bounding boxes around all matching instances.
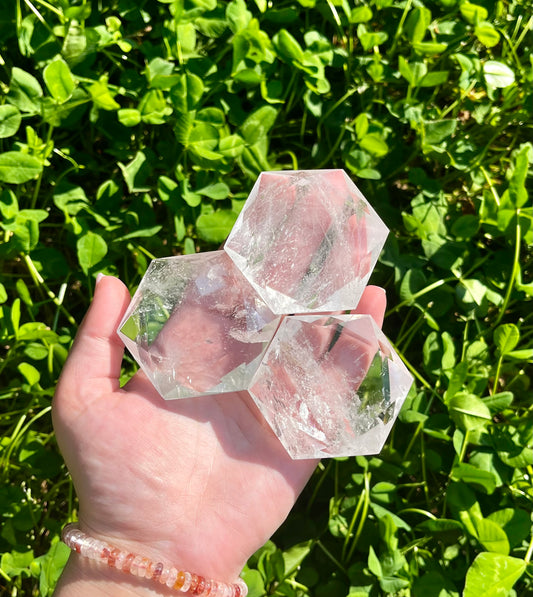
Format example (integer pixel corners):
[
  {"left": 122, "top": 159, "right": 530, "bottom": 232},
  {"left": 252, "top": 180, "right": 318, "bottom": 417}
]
[
  {"left": 353, "top": 285, "right": 386, "bottom": 328},
  {"left": 54, "top": 275, "right": 131, "bottom": 412}
]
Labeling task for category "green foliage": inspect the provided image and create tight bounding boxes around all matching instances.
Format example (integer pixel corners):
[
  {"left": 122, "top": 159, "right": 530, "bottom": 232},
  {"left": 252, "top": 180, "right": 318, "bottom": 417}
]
[{"left": 1, "top": 0, "right": 532, "bottom": 595}]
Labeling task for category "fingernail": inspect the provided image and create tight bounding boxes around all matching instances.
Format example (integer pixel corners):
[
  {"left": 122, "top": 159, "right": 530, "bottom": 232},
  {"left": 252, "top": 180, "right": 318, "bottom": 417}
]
[
  {"left": 95, "top": 273, "right": 105, "bottom": 287},
  {"left": 367, "top": 284, "right": 386, "bottom": 295}
]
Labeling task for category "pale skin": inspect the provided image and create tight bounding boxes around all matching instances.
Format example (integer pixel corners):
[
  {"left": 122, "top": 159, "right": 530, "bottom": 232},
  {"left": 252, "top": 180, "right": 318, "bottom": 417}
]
[{"left": 52, "top": 275, "right": 386, "bottom": 596}]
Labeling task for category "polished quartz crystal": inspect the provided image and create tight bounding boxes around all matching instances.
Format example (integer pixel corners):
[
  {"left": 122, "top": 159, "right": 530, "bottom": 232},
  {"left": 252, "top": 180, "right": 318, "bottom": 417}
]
[
  {"left": 117, "top": 169, "right": 413, "bottom": 459},
  {"left": 224, "top": 169, "right": 389, "bottom": 314},
  {"left": 118, "top": 250, "right": 280, "bottom": 399},
  {"left": 248, "top": 314, "right": 413, "bottom": 459}
]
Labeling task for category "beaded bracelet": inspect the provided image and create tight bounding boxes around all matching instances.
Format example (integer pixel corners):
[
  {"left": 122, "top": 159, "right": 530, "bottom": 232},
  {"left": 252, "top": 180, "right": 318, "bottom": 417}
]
[{"left": 61, "top": 523, "right": 248, "bottom": 597}]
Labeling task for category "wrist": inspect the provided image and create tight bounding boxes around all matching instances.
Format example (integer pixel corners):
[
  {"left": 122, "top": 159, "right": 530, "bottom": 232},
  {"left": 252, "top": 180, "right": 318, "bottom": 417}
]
[
  {"left": 54, "top": 554, "right": 175, "bottom": 597},
  {"left": 55, "top": 524, "right": 247, "bottom": 597}
]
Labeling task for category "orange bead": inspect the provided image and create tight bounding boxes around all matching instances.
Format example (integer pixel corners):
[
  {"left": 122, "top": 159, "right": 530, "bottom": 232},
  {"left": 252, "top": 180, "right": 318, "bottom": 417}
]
[
  {"left": 174, "top": 571, "right": 186, "bottom": 590},
  {"left": 122, "top": 553, "right": 135, "bottom": 573},
  {"left": 107, "top": 548, "right": 121, "bottom": 568}
]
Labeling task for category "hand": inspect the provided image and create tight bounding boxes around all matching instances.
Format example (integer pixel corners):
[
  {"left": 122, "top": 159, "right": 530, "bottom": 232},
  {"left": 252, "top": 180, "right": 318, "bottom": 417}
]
[{"left": 52, "top": 275, "right": 386, "bottom": 595}]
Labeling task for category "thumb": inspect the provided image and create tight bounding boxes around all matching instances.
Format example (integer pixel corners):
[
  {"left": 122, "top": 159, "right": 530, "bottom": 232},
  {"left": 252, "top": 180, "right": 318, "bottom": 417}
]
[
  {"left": 54, "top": 275, "right": 132, "bottom": 413},
  {"left": 354, "top": 285, "right": 387, "bottom": 328}
]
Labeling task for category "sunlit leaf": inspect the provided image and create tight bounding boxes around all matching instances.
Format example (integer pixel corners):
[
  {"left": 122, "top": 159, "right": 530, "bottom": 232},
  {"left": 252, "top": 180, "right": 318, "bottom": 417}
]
[
  {"left": 448, "top": 392, "right": 492, "bottom": 431},
  {"left": 0, "top": 152, "right": 43, "bottom": 184},
  {"left": 463, "top": 553, "right": 526, "bottom": 596},
  {"left": 88, "top": 79, "right": 121, "bottom": 111},
  {"left": 405, "top": 7, "right": 432, "bottom": 44},
  {"left": 118, "top": 108, "right": 141, "bottom": 127},
  {"left": 7, "top": 67, "right": 43, "bottom": 115},
  {"left": 77, "top": 231, "right": 108, "bottom": 275},
  {"left": 494, "top": 324, "right": 520, "bottom": 355},
  {"left": 460, "top": 2, "right": 488, "bottom": 24},
  {"left": 483, "top": 61, "right": 515, "bottom": 88},
  {"left": 196, "top": 210, "right": 238, "bottom": 243},
  {"left": 475, "top": 22, "right": 501, "bottom": 48},
  {"left": 43, "top": 60, "right": 76, "bottom": 103},
  {"left": 0, "top": 105, "right": 22, "bottom": 138},
  {"left": 240, "top": 106, "right": 278, "bottom": 144}
]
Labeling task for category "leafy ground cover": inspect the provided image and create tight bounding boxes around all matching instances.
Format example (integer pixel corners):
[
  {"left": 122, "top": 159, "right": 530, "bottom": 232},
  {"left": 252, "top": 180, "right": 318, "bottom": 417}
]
[{"left": 0, "top": 0, "right": 532, "bottom": 595}]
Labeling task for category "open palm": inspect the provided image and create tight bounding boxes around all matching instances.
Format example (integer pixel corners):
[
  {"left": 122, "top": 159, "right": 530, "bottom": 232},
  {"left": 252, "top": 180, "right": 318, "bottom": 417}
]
[{"left": 52, "top": 275, "right": 386, "bottom": 592}]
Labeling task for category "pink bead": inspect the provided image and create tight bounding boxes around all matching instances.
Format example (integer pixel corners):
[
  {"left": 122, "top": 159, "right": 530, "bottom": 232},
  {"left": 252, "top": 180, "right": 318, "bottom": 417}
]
[
  {"left": 181, "top": 571, "right": 192, "bottom": 592},
  {"left": 189, "top": 573, "right": 199, "bottom": 592},
  {"left": 237, "top": 578, "right": 248, "bottom": 596},
  {"left": 82, "top": 538, "right": 98, "bottom": 558},
  {"left": 96, "top": 543, "right": 108, "bottom": 560},
  {"left": 65, "top": 528, "right": 84, "bottom": 552},
  {"left": 115, "top": 550, "right": 127, "bottom": 570},
  {"left": 165, "top": 567, "right": 178, "bottom": 587},
  {"left": 130, "top": 555, "right": 143, "bottom": 575},
  {"left": 137, "top": 557, "right": 151, "bottom": 578},
  {"left": 70, "top": 536, "right": 83, "bottom": 553},
  {"left": 159, "top": 565, "right": 171, "bottom": 584},
  {"left": 151, "top": 562, "right": 164, "bottom": 582},
  {"left": 146, "top": 558, "right": 156, "bottom": 579},
  {"left": 192, "top": 576, "right": 206, "bottom": 594}
]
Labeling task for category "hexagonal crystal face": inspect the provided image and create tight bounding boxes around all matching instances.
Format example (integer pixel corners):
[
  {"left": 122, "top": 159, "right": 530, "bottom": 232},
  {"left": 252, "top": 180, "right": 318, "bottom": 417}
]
[
  {"left": 224, "top": 170, "right": 389, "bottom": 314},
  {"left": 118, "top": 251, "right": 281, "bottom": 399},
  {"left": 248, "top": 314, "right": 413, "bottom": 459}
]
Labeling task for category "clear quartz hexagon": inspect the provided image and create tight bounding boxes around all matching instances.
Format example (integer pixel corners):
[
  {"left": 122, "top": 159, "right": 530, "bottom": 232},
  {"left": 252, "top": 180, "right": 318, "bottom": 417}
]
[
  {"left": 248, "top": 314, "right": 413, "bottom": 459},
  {"left": 118, "top": 250, "right": 281, "bottom": 399},
  {"left": 117, "top": 169, "right": 413, "bottom": 459},
  {"left": 224, "top": 169, "right": 389, "bottom": 314}
]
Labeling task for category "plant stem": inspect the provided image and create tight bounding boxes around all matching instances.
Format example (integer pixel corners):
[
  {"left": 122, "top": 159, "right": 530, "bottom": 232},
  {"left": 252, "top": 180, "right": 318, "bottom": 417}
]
[
  {"left": 524, "top": 518, "right": 533, "bottom": 563},
  {"left": 23, "top": 253, "right": 77, "bottom": 327},
  {"left": 480, "top": 165, "right": 501, "bottom": 207},
  {"left": 22, "top": 0, "right": 58, "bottom": 36},
  {"left": 341, "top": 487, "right": 365, "bottom": 562},
  {"left": 458, "top": 429, "right": 470, "bottom": 464},
  {"left": 0, "top": 413, "right": 27, "bottom": 475},
  {"left": 346, "top": 471, "right": 371, "bottom": 562},
  {"left": 492, "top": 353, "right": 504, "bottom": 395},
  {"left": 388, "top": 338, "right": 434, "bottom": 393},
  {"left": 386, "top": 278, "right": 451, "bottom": 315},
  {"left": 316, "top": 540, "right": 347, "bottom": 575},
  {"left": 306, "top": 461, "right": 331, "bottom": 514},
  {"left": 493, "top": 213, "right": 521, "bottom": 328},
  {"left": 403, "top": 421, "right": 423, "bottom": 460},
  {"left": 388, "top": 0, "right": 413, "bottom": 59}
]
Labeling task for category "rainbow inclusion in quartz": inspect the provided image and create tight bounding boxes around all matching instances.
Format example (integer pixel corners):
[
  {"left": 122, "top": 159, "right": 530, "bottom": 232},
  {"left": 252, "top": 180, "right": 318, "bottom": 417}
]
[{"left": 118, "top": 170, "right": 413, "bottom": 459}]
